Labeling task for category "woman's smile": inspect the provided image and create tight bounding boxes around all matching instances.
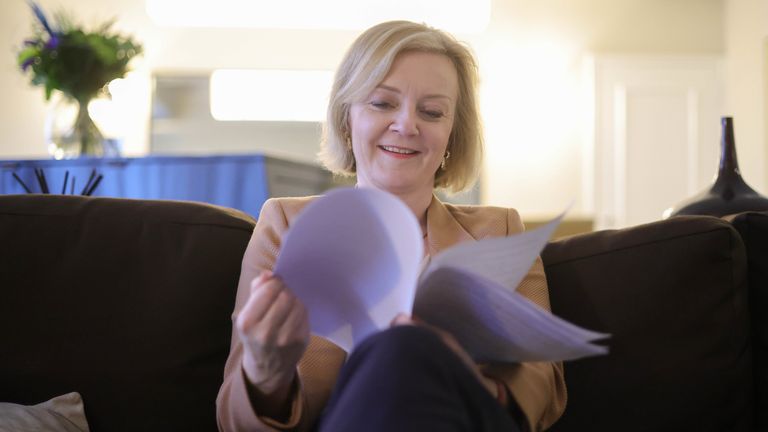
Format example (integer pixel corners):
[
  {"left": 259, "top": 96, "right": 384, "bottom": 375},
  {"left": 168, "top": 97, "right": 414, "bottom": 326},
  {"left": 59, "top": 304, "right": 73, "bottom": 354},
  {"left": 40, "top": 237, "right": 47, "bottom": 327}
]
[{"left": 379, "top": 145, "right": 420, "bottom": 158}]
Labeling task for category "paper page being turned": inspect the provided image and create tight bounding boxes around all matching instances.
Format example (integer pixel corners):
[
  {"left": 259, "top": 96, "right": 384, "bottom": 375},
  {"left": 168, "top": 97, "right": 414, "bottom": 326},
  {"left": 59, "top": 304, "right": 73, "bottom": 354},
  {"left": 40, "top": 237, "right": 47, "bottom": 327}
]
[
  {"left": 414, "top": 268, "right": 608, "bottom": 362},
  {"left": 421, "top": 206, "right": 568, "bottom": 292},
  {"left": 414, "top": 205, "right": 609, "bottom": 362},
  {"left": 274, "top": 187, "right": 423, "bottom": 352}
]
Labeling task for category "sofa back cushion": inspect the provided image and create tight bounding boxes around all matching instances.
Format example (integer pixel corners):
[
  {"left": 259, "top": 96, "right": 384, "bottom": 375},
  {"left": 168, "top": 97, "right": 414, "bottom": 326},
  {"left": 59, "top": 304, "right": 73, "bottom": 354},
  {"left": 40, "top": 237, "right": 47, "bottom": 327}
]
[
  {"left": 726, "top": 211, "right": 768, "bottom": 429},
  {"left": 542, "top": 215, "right": 753, "bottom": 431},
  {"left": 0, "top": 195, "right": 255, "bottom": 432}
]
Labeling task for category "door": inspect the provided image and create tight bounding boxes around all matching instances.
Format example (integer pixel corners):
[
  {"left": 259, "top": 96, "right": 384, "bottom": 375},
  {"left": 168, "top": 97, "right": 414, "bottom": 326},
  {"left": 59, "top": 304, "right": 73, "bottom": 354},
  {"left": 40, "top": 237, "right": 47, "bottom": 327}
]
[{"left": 590, "top": 55, "right": 724, "bottom": 229}]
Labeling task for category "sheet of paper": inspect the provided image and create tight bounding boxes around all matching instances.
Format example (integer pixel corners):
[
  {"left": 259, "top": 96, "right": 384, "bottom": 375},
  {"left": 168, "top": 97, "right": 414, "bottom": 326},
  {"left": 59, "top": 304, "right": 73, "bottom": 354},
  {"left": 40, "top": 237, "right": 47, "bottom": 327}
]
[
  {"left": 274, "top": 187, "right": 423, "bottom": 352},
  {"left": 414, "top": 267, "right": 609, "bottom": 362},
  {"left": 422, "top": 205, "right": 568, "bottom": 292}
]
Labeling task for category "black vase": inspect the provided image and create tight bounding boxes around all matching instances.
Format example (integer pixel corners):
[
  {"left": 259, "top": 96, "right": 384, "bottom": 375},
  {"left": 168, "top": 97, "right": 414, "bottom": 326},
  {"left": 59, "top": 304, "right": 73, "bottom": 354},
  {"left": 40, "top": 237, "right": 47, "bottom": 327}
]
[{"left": 666, "top": 117, "right": 768, "bottom": 217}]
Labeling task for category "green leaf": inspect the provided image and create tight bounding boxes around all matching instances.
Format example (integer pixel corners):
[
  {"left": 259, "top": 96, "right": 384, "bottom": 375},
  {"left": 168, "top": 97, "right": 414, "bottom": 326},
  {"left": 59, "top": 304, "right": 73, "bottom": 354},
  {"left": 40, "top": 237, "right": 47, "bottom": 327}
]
[
  {"left": 17, "top": 47, "right": 39, "bottom": 66},
  {"left": 87, "top": 34, "right": 117, "bottom": 64}
]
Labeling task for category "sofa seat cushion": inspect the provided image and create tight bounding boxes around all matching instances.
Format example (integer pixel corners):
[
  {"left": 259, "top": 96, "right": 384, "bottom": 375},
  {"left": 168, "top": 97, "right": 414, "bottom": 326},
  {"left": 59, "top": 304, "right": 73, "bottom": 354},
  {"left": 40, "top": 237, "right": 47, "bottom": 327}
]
[
  {"left": 542, "top": 215, "right": 752, "bottom": 431},
  {"left": 0, "top": 195, "right": 255, "bottom": 432}
]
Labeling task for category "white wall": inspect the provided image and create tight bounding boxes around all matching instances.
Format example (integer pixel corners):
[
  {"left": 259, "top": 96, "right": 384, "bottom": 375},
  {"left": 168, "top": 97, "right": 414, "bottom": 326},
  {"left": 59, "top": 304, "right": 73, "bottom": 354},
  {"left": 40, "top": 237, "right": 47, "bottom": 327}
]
[
  {"left": 0, "top": 0, "right": 728, "bottom": 217},
  {"left": 724, "top": 0, "right": 768, "bottom": 194},
  {"left": 474, "top": 0, "right": 724, "bottom": 216}
]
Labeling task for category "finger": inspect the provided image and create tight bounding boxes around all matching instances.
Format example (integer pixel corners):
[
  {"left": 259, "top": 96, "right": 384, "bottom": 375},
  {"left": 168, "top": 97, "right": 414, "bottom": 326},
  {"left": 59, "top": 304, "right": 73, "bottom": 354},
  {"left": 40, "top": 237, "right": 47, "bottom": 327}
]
[
  {"left": 408, "top": 318, "right": 454, "bottom": 344},
  {"left": 250, "top": 270, "right": 274, "bottom": 294},
  {"left": 258, "top": 289, "right": 298, "bottom": 343},
  {"left": 278, "top": 299, "right": 310, "bottom": 346},
  {"left": 238, "top": 279, "right": 285, "bottom": 331},
  {"left": 410, "top": 315, "right": 425, "bottom": 325},
  {"left": 282, "top": 295, "right": 307, "bottom": 332},
  {"left": 262, "top": 290, "right": 299, "bottom": 327},
  {"left": 295, "top": 307, "right": 311, "bottom": 343},
  {"left": 390, "top": 313, "right": 415, "bottom": 327}
]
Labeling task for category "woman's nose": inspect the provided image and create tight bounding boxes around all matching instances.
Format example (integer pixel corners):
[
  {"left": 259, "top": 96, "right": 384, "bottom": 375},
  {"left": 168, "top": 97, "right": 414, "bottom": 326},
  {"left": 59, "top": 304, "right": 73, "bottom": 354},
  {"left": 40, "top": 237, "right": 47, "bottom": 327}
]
[{"left": 389, "top": 106, "right": 419, "bottom": 136}]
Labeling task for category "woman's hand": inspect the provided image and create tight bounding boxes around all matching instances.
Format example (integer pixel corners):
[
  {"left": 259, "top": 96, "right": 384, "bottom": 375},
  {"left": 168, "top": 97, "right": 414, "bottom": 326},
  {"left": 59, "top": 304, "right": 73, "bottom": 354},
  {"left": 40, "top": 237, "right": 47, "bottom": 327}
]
[
  {"left": 391, "top": 313, "right": 499, "bottom": 398},
  {"left": 236, "top": 271, "right": 310, "bottom": 401}
]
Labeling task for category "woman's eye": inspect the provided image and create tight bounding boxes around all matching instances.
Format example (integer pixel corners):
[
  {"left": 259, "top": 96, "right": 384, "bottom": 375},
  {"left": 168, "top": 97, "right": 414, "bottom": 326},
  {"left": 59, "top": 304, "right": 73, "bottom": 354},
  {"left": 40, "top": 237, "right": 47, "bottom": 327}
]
[
  {"left": 422, "top": 110, "right": 445, "bottom": 119},
  {"left": 370, "top": 101, "right": 393, "bottom": 109}
]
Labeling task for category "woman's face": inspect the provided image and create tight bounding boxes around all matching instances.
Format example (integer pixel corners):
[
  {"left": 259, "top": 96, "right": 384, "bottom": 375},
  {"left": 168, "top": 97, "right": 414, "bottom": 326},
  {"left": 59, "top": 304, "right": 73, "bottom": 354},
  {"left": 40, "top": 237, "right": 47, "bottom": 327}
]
[{"left": 348, "top": 51, "right": 458, "bottom": 196}]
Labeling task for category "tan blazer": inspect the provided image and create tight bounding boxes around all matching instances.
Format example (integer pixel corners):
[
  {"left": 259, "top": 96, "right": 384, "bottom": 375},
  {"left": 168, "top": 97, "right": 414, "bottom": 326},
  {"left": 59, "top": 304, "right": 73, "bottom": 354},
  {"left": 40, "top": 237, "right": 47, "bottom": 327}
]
[{"left": 217, "top": 195, "right": 567, "bottom": 431}]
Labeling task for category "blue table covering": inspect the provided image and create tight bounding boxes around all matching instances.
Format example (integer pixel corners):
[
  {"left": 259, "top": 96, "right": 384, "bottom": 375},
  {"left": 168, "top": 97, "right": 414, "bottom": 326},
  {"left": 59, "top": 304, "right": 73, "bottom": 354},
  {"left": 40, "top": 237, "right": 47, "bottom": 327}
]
[{"left": 1, "top": 155, "right": 272, "bottom": 218}]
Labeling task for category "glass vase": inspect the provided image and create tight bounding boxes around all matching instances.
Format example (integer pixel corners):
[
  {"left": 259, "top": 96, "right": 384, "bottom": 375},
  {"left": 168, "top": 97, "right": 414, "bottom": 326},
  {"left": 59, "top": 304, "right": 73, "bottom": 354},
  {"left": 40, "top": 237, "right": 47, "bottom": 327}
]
[
  {"left": 45, "top": 95, "right": 105, "bottom": 159},
  {"left": 665, "top": 117, "right": 768, "bottom": 217}
]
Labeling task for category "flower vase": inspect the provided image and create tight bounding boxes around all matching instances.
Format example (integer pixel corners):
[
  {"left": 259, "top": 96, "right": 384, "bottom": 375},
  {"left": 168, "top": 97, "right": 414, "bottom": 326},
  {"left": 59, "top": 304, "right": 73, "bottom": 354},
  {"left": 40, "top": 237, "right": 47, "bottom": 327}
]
[
  {"left": 664, "top": 117, "right": 768, "bottom": 217},
  {"left": 45, "top": 95, "right": 104, "bottom": 159}
]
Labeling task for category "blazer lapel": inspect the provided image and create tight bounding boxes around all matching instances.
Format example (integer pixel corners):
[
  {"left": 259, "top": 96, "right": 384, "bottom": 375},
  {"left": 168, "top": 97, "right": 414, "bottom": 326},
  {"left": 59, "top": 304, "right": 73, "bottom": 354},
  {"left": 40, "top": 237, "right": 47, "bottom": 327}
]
[{"left": 425, "top": 195, "right": 474, "bottom": 256}]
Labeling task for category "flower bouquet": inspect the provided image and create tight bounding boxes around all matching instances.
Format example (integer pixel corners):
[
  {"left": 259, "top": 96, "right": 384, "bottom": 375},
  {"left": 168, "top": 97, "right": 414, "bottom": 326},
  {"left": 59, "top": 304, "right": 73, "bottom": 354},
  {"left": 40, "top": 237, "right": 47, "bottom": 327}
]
[{"left": 17, "top": 2, "right": 142, "bottom": 157}]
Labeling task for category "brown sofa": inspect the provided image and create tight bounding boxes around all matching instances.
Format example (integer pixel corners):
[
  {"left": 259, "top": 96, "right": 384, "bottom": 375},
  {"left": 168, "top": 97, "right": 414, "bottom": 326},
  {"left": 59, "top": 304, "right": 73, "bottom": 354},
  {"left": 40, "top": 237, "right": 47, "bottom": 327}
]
[
  {"left": 0, "top": 195, "right": 253, "bottom": 431},
  {"left": 0, "top": 194, "right": 764, "bottom": 431},
  {"left": 544, "top": 211, "right": 765, "bottom": 431}
]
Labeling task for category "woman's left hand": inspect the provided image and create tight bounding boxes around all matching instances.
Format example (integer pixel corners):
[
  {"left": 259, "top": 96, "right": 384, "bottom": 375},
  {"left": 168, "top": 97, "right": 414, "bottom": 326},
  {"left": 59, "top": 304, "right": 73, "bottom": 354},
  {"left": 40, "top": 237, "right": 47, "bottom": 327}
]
[{"left": 390, "top": 313, "right": 498, "bottom": 398}]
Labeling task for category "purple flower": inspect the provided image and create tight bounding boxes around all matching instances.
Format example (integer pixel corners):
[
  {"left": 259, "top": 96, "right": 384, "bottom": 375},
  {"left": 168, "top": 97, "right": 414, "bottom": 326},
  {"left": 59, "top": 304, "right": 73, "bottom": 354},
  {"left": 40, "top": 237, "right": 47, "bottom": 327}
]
[
  {"left": 28, "top": 1, "right": 55, "bottom": 37},
  {"left": 21, "top": 57, "right": 35, "bottom": 71},
  {"left": 44, "top": 35, "right": 59, "bottom": 50}
]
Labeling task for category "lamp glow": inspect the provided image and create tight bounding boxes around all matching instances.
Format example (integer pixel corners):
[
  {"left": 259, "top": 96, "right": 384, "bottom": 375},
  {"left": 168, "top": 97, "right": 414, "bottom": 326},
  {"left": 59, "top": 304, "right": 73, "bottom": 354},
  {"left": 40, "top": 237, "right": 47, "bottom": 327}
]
[
  {"left": 146, "top": 0, "right": 490, "bottom": 33},
  {"left": 210, "top": 69, "right": 333, "bottom": 122}
]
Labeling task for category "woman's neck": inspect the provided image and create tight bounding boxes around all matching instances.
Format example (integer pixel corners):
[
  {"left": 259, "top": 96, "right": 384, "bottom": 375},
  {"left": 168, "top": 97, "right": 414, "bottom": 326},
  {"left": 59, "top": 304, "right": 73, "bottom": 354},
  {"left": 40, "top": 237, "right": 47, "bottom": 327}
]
[
  {"left": 397, "top": 189, "right": 432, "bottom": 234},
  {"left": 356, "top": 182, "right": 432, "bottom": 233}
]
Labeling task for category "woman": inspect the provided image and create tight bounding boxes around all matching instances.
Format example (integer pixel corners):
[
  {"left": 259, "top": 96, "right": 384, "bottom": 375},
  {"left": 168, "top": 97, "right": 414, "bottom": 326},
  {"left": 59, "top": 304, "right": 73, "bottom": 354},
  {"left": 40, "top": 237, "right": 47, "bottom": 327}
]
[{"left": 217, "top": 20, "right": 566, "bottom": 432}]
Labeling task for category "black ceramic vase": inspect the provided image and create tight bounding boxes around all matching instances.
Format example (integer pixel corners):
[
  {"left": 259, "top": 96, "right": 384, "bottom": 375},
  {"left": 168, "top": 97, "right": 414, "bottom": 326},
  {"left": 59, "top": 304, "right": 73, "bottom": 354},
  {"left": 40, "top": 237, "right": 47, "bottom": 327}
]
[{"left": 666, "top": 117, "right": 768, "bottom": 218}]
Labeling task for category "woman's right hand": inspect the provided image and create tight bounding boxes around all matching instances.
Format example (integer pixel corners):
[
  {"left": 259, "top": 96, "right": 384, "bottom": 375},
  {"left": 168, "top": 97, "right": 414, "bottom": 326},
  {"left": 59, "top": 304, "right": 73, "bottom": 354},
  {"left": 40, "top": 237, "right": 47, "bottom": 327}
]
[{"left": 236, "top": 271, "right": 310, "bottom": 400}]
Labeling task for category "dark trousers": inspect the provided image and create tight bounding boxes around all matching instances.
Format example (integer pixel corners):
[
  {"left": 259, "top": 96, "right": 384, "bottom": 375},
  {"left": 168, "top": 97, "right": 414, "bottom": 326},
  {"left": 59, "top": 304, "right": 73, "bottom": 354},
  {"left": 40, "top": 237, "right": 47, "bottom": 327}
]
[{"left": 317, "top": 325, "right": 523, "bottom": 432}]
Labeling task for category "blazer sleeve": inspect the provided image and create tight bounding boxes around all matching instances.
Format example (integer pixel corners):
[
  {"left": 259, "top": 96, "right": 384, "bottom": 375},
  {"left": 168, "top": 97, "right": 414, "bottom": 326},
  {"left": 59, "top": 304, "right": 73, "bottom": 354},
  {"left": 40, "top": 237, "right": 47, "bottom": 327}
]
[
  {"left": 216, "top": 199, "right": 346, "bottom": 432},
  {"left": 480, "top": 208, "right": 567, "bottom": 431}
]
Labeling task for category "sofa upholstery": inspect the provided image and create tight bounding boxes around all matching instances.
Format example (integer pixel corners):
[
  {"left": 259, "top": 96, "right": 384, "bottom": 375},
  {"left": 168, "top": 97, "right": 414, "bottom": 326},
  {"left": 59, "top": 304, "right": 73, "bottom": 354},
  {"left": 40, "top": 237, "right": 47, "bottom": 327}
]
[
  {"left": 0, "top": 195, "right": 254, "bottom": 431},
  {"left": 0, "top": 194, "right": 764, "bottom": 431},
  {"left": 726, "top": 211, "right": 768, "bottom": 430},
  {"left": 543, "top": 214, "right": 760, "bottom": 431}
]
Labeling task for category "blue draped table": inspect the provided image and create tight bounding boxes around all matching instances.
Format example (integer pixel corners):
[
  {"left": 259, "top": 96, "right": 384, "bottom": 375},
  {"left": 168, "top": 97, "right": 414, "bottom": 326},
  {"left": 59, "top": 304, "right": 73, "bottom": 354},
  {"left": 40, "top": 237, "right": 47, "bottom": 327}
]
[{"left": 0, "top": 154, "right": 332, "bottom": 218}]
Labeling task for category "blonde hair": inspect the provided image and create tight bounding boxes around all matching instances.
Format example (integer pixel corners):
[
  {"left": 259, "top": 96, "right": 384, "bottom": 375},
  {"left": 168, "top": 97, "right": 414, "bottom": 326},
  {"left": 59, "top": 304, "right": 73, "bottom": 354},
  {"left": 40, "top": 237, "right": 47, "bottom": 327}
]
[{"left": 319, "top": 20, "right": 483, "bottom": 193}]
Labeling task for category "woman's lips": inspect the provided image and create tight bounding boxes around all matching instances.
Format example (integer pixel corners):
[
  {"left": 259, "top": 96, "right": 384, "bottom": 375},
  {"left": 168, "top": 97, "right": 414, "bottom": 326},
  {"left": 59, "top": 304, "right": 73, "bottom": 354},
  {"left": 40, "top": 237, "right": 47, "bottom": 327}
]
[{"left": 379, "top": 145, "right": 420, "bottom": 158}]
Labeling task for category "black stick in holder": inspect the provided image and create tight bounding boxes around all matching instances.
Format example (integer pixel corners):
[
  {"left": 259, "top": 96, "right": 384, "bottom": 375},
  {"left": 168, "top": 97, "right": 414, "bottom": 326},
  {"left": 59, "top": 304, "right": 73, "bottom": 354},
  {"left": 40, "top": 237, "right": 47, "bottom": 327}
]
[
  {"left": 11, "top": 172, "right": 32, "bottom": 193},
  {"left": 12, "top": 169, "right": 102, "bottom": 196}
]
